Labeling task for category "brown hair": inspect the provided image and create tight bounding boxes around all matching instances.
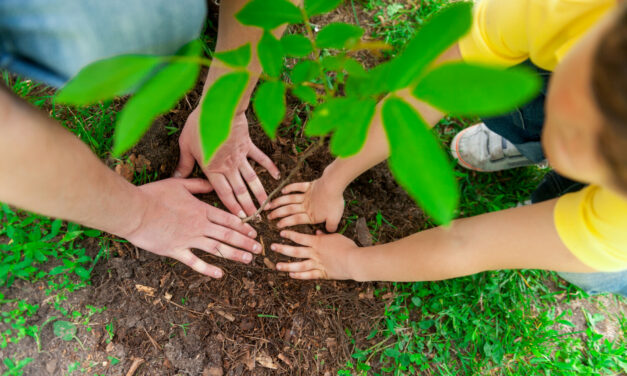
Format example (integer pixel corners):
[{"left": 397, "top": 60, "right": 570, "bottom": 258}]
[{"left": 592, "top": 4, "right": 627, "bottom": 192}]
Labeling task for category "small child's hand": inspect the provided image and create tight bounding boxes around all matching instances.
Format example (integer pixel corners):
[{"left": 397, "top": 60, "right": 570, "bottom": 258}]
[
  {"left": 271, "top": 230, "right": 358, "bottom": 280},
  {"left": 267, "top": 179, "right": 345, "bottom": 232}
]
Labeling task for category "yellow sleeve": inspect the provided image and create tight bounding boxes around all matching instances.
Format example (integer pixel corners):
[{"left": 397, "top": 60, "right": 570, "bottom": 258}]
[
  {"left": 554, "top": 186, "right": 627, "bottom": 272},
  {"left": 458, "top": 0, "right": 616, "bottom": 71}
]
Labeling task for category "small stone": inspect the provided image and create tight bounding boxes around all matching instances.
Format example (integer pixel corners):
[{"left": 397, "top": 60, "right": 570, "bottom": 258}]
[
  {"left": 203, "top": 367, "right": 224, "bottom": 376},
  {"left": 46, "top": 359, "right": 57, "bottom": 374}
]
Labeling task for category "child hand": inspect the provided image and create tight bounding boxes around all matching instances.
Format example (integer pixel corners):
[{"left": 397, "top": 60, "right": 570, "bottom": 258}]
[
  {"left": 267, "top": 180, "right": 345, "bottom": 231},
  {"left": 271, "top": 230, "right": 358, "bottom": 280}
]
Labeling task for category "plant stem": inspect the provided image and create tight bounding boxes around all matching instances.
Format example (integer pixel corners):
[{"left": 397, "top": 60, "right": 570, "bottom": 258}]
[{"left": 242, "top": 137, "right": 325, "bottom": 223}]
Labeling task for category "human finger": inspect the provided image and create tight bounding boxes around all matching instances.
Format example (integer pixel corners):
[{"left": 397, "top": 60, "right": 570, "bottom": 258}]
[
  {"left": 206, "top": 223, "right": 261, "bottom": 254},
  {"left": 280, "top": 230, "right": 317, "bottom": 247},
  {"left": 206, "top": 205, "right": 257, "bottom": 238},
  {"left": 268, "top": 204, "right": 305, "bottom": 220},
  {"left": 227, "top": 171, "right": 257, "bottom": 216},
  {"left": 175, "top": 249, "right": 223, "bottom": 278},
  {"left": 271, "top": 243, "right": 311, "bottom": 259},
  {"left": 277, "top": 213, "right": 311, "bottom": 228},
  {"left": 249, "top": 144, "right": 280, "bottom": 180},
  {"left": 281, "top": 182, "right": 310, "bottom": 194},
  {"left": 289, "top": 270, "right": 324, "bottom": 280},
  {"left": 239, "top": 160, "right": 268, "bottom": 207},
  {"left": 173, "top": 143, "right": 195, "bottom": 178},
  {"left": 275, "top": 259, "right": 316, "bottom": 272},
  {"left": 180, "top": 178, "right": 213, "bottom": 194},
  {"left": 267, "top": 194, "right": 304, "bottom": 210},
  {"left": 208, "top": 174, "right": 246, "bottom": 218}
]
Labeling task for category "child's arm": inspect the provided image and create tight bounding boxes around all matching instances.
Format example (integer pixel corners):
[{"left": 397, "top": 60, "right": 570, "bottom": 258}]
[
  {"left": 268, "top": 45, "right": 461, "bottom": 229},
  {"left": 270, "top": 198, "right": 596, "bottom": 281}
]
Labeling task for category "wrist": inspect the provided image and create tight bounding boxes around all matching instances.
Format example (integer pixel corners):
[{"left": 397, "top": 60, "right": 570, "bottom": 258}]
[
  {"left": 345, "top": 246, "right": 367, "bottom": 282},
  {"left": 110, "top": 183, "right": 150, "bottom": 240},
  {"left": 320, "top": 163, "right": 350, "bottom": 195}
]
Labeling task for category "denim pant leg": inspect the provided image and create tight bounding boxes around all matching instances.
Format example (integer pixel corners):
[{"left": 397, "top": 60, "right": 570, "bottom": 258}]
[
  {"left": 481, "top": 61, "right": 552, "bottom": 163},
  {"left": 0, "top": 0, "right": 207, "bottom": 87},
  {"left": 558, "top": 271, "right": 627, "bottom": 297}
]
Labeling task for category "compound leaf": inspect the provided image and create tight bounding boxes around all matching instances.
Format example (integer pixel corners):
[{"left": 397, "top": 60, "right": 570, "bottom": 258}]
[
  {"left": 381, "top": 97, "right": 458, "bottom": 225},
  {"left": 199, "top": 72, "right": 250, "bottom": 163},
  {"left": 291, "top": 85, "right": 318, "bottom": 104},
  {"left": 253, "top": 81, "right": 286, "bottom": 139},
  {"left": 113, "top": 40, "right": 203, "bottom": 156},
  {"left": 215, "top": 44, "right": 252, "bottom": 68},
  {"left": 330, "top": 98, "right": 376, "bottom": 157},
  {"left": 258, "top": 31, "right": 284, "bottom": 78},
  {"left": 281, "top": 34, "right": 313, "bottom": 57},
  {"left": 236, "top": 0, "right": 303, "bottom": 30},
  {"left": 56, "top": 55, "right": 161, "bottom": 105},
  {"left": 316, "top": 23, "right": 363, "bottom": 49},
  {"left": 53, "top": 320, "right": 77, "bottom": 341},
  {"left": 413, "top": 63, "right": 541, "bottom": 116},
  {"left": 305, "top": 0, "right": 344, "bottom": 17}
]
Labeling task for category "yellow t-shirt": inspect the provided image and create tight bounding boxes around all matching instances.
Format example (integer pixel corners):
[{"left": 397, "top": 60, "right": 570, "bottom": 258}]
[{"left": 459, "top": 0, "right": 627, "bottom": 271}]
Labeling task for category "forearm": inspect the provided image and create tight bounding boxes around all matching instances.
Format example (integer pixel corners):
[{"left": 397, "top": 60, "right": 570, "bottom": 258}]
[
  {"left": 347, "top": 199, "right": 595, "bottom": 282},
  {"left": 202, "top": 0, "right": 299, "bottom": 114},
  {"left": 0, "top": 88, "right": 144, "bottom": 237},
  {"left": 321, "top": 45, "right": 462, "bottom": 192}
]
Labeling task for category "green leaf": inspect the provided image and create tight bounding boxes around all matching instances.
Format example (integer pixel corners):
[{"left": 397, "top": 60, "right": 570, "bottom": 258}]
[
  {"left": 290, "top": 60, "right": 321, "bottom": 84},
  {"left": 253, "top": 81, "right": 286, "bottom": 139},
  {"left": 214, "top": 44, "right": 251, "bottom": 68},
  {"left": 74, "top": 266, "right": 91, "bottom": 281},
  {"left": 281, "top": 34, "right": 313, "bottom": 57},
  {"left": 413, "top": 63, "right": 541, "bottom": 116},
  {"left": 56, "top": 55, "right": 161, "bottom": 105},
  {"left": 53, "top": 321, "right": 77, "bottom": 341},
  {"left": 321, "top": 55, "right": 347, "bottom": 71},
  {"left": 258, "top": 31, "right": 284, "bottom": 78},
  {"left": 305, "top": 97, "right": 375, "bottom": 156},
  {"left": 382, "top": 2, "right": 473, "bottom": 91},
  {"left": 236, "top": 0, "right": 303, "bottom": 30},
  {"left": 316, "top": 23, "right": 363, "bottom": 49},
  {"left": 112, "top": 40, "right": 202, "bottom": 156},
  {"left": 305, "top": 0, "right": 344, "bottom": 16},
  {"left": 199, "top": 72, "right": 250, "bottom": 163},
  {"left": 291, "top": 85, "right": 318, "bottom": 105},
  {"left": 381, "top": 97, "right": 458, "bottom": 225},
  {"left": 330, "top": 98, "right": 376, "bottom": 157}
]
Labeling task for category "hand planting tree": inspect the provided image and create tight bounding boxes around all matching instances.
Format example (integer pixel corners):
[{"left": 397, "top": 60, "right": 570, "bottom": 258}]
[{"left": 56, "top": 0, "right": 540, "bottom": 226}]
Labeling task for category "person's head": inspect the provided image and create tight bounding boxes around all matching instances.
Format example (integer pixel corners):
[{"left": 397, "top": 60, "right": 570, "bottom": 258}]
[{"left": 543, "top": 3, "right": 627, "bottom": 196}]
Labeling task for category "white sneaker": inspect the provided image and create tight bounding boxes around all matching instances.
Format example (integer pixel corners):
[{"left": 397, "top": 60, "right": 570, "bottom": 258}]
[{"left": 450, "top": 123, "right": 536, "bottom": 172}]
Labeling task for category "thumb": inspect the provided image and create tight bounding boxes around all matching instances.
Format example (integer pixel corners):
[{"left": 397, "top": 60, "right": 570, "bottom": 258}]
[
  {"left": 181, "top": 178, "right": 213, "bottom": 194},
  {"left": 325, "top": 215, "right": 340, "bottom": 233},
  {"left": 174, "top": 146, "right": 195, "bottom": 178}
]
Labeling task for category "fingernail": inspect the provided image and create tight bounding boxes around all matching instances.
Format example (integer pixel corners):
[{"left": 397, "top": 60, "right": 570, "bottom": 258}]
[
  {"left": 275, "top": 173, "right": 281, "bottom": 180},
  {"left": 280, "top": 231, "right": 286, "bottom": 237},
  {"left": 243, "top": 253, "right": 252, "bottom": 262},
  {"left": 238, "top": 211, "right": 246, "bottom": 218},
  {"left": 213, "top": 269, "right": 223, "bottom": 278},
  {"left": 276, "top": 264, "right": 282, "bottom": 271},
  {"left": 253, "top": 244, "right": 260, "bottom": 253},
  {"left": 271, "top": 244, "right": 277, "bottom": 251},
  {"left": 248, "top": 231, "right": 256, "bottom": 238},
  {"left": 173, "top": 171, "right": 182, "bottom": 178}
]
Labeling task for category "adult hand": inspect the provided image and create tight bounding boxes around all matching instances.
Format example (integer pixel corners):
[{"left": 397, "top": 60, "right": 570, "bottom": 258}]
[
  {"left": 122, "top": 178, "right": 261, "bottom": 278},
  {"left": 267, "top": 179, "right": 345, "bottom": 231},
  {"left": 175, "top": 111, "right": 280, "bottom": 218},
  {"left": 271, "top": 230, "right": 358, "bottom": 280}
]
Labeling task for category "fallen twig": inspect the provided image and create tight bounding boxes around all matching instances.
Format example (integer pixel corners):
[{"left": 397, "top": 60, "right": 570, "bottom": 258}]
[{"left": 125, "top": 358, "right": 145, "bottom": 376}]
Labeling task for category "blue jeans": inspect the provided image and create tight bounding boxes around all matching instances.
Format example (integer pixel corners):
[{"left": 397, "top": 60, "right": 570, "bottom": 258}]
[
  {"left": 482, "top": 61, "right": 627, "bottom": 297},
  {"left": 0, "top": 0, "right": 207, "bottom": 87}
]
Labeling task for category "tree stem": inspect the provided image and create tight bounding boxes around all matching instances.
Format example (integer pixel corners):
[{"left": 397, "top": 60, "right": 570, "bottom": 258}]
[{"left": 242, "top": 137, "right": 325, "bottom": 223}]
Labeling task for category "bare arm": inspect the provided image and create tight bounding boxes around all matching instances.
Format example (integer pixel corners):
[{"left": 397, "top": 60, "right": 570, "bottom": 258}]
[
  {"left": 272, "top": 199, "right": 596, "bottom": 281},
  {"left": 0, "top": 86, "right": 261, "bottom": 277}
]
